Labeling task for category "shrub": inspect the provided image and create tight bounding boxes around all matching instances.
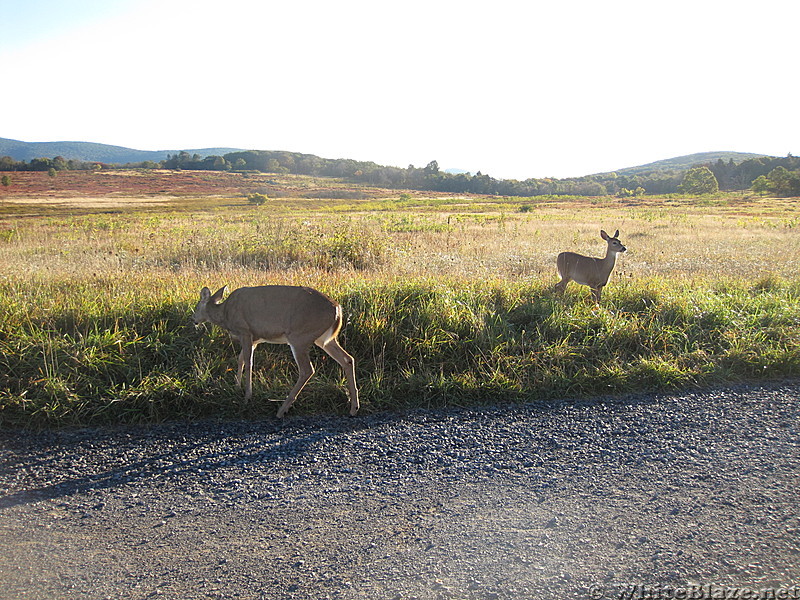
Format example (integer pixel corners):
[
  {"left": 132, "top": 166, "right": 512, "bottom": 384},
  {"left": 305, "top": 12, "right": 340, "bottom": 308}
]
[{"left": 247, "top": 193, "right": 268, "bottom": 205}]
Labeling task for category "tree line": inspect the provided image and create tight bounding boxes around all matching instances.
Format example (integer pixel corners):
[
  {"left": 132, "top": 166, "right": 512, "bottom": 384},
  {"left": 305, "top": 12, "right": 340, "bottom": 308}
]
[
  {"left": 170, "top": 150, "right": 800, "bottom": 197},
  {"left": 2, "top": 150, "right": 799, "bottom": 197},
  {"left": 0, "top": 155, "right": 105, "bottom": 172}
]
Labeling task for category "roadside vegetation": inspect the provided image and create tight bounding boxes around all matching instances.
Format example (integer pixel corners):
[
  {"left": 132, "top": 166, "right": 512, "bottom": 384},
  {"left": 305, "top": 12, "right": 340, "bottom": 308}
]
[{"left": 1, "top": 175, "right": 799, "bottom": 426}]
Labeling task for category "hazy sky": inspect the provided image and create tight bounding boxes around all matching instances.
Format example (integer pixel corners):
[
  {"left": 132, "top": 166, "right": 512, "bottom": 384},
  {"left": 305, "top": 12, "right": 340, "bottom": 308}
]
[{"left": 1, "top": 0, "right": 797, "bottom": 179}]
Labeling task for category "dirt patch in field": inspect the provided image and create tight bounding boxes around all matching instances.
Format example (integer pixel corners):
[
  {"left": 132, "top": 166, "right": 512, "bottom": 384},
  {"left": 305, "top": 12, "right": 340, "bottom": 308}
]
[
  {"left": 3, "top": 196, "right": 176, "bottom": 209},
  {"left": 0, "top": 170, "right": 392, "bottom": 209},
  {"left": 0, "top": 170, "right": 268, "bottom": 199}
]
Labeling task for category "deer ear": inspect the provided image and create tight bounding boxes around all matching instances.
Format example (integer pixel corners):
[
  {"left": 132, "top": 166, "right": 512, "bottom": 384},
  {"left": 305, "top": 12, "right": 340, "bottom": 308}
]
[
  {"left": 211, "top": 285, "right": 228, "bottom": 304},
  {"left": 200, "top": 287, "right": 211, "bottom": 301},
  {"left": 614, "top": 230, "right": 619, "bottom": 238},
  {"left": 600, "top": 230, "right": 609, "bottom": 240}
]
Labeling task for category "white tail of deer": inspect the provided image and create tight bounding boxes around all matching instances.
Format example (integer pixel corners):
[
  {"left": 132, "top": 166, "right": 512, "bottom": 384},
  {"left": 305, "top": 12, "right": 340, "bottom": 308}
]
[
  {"left": 192, "top": 285, "right": 359, "bottom": 418},
  {"left": 554, "top": 229, "right": 626, "bottom": 303}
]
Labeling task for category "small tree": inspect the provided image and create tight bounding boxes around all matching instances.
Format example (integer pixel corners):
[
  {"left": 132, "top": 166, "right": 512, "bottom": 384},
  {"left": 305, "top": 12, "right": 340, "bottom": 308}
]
[
  {"left": 752, "top": 167, "right": 800, "bottom": 197},
  {"left": 678, "top": 166, "right": 719, "bottom": 195},
  {"left": 424, "top": 160, "right": 440, "bottom": 175},
  {"left": 752, "top": 175, "right": 770, "bottom": 195},
  {"left": 1, "top": 175, "right": 10, "bottom": 187}
]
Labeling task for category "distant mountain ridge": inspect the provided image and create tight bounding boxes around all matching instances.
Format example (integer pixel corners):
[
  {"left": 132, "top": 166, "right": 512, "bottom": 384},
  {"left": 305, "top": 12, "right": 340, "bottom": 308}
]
[
  {"left": 0, "top": 136, "right": 777, "bottom": 179},
  {"left": 608, "top": 151, "right": 772, "bottom": 176},
  {"left": 0, "top": 137, "right": 241, "bottom": 165}
]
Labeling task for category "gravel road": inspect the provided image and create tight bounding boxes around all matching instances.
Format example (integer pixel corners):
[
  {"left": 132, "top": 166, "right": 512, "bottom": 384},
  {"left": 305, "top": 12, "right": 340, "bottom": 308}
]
[{"left": 1, "top": 382, "right": 799, "bottom": 600}]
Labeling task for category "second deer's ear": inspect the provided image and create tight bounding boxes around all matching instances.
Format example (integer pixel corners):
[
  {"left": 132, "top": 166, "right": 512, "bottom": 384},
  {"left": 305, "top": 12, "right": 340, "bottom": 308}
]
[
  {"left": 614, "top": 230, "right": 619, "bottom": 238},
  {"left": 211, "top": 285, "right": 228, "bottom": 303}
]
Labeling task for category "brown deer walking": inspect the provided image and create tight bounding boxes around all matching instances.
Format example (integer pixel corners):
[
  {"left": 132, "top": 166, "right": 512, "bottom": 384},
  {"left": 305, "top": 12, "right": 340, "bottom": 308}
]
[
  {"left": 192, "top": 285, "right": 359, "bottom": 418},
  {"left": 554, "top": 229, "right": 626, "bottom": 303}
]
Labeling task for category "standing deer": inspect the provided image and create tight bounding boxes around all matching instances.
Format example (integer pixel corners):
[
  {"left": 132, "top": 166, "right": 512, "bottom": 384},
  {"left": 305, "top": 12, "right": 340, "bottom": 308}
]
[
  {"left": 554, "top": 229, "right": 627, "bottom": 303},
  {"left": 192, "top": 285, "right": 359, "bottom": 418}
]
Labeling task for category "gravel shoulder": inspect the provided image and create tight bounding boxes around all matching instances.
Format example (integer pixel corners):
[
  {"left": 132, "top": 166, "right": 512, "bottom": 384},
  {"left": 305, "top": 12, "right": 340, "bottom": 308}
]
[{"left": 1, "top": 382, "right": 799, "bottom": 600}]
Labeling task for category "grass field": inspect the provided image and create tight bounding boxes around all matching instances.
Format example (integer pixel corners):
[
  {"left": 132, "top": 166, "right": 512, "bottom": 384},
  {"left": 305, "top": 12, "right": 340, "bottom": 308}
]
[{"left": 1, "top": 171, "right": 799, "bottom": 426}]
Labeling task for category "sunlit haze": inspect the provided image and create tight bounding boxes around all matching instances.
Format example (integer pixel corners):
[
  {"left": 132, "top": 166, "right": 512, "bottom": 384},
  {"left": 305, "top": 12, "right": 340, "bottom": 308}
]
[{"left": 1, "top": 0, "right": 796, "bottom": 179}]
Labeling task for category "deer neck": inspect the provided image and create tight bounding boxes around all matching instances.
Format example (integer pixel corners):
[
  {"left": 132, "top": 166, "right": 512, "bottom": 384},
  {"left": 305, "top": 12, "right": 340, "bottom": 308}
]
[{"left": 600, "top": 247, "right": 619, "bottom": 275}]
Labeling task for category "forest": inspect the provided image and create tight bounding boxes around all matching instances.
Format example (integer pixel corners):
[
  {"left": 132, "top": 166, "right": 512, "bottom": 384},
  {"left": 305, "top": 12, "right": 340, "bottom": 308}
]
[{"left": 2, "top": 149, "right": 799, "bottom": 197}]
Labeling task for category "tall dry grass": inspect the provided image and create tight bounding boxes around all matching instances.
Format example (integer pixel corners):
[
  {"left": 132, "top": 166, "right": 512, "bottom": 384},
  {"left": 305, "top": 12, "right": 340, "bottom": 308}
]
[{"left": 1, "top": 191, "right": 799, "bottom": 426}]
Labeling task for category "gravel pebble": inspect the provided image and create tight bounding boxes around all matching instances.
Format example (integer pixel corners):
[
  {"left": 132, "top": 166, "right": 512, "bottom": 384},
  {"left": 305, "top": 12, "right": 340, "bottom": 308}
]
[{"left": 1, "top": 381, "right": 799, "bottom": 599}]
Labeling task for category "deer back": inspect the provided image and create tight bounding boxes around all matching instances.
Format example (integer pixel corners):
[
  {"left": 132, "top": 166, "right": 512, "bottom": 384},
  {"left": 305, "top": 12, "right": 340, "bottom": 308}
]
[{"left": 220, "top": 286, "right": 339, "bottom": 342}]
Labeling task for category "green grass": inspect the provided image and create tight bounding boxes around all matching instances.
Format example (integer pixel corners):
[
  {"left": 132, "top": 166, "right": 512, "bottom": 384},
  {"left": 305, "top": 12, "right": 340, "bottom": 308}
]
[
  {"left": 2, "top": 183, "right": 800, "bottom": 426},
  {"left": 1, "top": 273, "right": 798, "bottom": 427}
]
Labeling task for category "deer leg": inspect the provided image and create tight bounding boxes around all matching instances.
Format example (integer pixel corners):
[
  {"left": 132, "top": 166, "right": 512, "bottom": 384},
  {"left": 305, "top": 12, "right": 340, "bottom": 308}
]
[
  {"left": 230, "top": 334, "right": 244, "bottom": 389},
  {"left": 554, "top": 255, "right": 570, "bottom": 294},
  {"left": 554, "top": 267, "right": 570, "bottom": 294},
  {"left": 237, "top": 335, "right": 255, "bottom": 400},
  {"left": 318, "top": 338, "right": 359, "bottom": 416},
  {"left": 235, "top": 348, "right": 245, "bottom": 389},
  {"left": 591, "top": 286, "right": 603, "bottom": 304},
  {"left": 277, "top": 344, "right": 314, "bottom": 418}
]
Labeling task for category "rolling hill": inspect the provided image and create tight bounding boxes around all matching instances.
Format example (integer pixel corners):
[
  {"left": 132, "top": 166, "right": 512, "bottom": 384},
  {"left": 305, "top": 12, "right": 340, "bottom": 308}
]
[
  {"left": 0, "top": 136, "right": 777, "bottom": 179},
  {"left": 0, "top": 137, "right": 241, "bottom": 165},
  {"left": 607, "top": 151, "right": 772, "bottom": 176}
]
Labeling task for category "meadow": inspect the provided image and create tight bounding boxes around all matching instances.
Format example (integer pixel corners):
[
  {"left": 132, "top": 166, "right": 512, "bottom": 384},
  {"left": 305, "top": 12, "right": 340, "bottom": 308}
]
[{"left": 1, "top": 172, "right": 799, "bottom": 426}]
